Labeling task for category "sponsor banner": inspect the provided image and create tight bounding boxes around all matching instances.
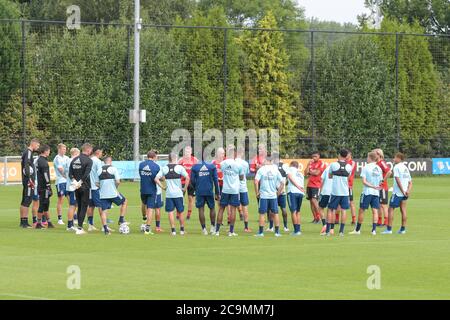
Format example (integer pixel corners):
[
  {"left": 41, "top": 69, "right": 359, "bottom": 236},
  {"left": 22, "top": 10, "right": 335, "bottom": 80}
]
[
  {"left": 353, "top": 158, "right": 432, "bottom": 176},
  {"left": 1, "top": 162, "right": 57, "bottom": 183},
  {"left": 432, "top": 158, "right": 450, "bottom": 175}
]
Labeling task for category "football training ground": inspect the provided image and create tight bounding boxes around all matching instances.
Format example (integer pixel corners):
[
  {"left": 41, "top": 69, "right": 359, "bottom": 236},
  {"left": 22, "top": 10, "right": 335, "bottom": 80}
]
[{"left": 1, "top": 176, "right": 449, "bottom": 300}]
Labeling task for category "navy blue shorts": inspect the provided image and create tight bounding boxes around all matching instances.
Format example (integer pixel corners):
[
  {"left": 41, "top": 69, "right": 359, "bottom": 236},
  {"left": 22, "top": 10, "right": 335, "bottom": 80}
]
[
  {"left": 56, "top": 183, "right": 67, "bottom": 197},
  {"left": 239, "top": 192, "right": 249, "bottom": 206},
  {"left": 89, "top": 189, "right": 102, "bottom": 208},
  {"left": 389, "top": 194, "right": 408, "bottom": 209},
  {"left": 288, "top": 193, "right": 303, "bottom": 213},
  {"left": 319, "top": 194, "right": 330, "bottom": 209},
  {"left": 101, "top": 194, "right": 126, "bottom": 211},
  {"left": 360, "top": 194, "right": 380, "bottom": 210},
  {"left": 220, "top": 193, "right": 240, "bottom": 207},
  {"left": 277, "top": 194, "right": 286, "bottom": 209},
  {"left": 155, "top": 194, "right": 163, "bottom": 209},
  {"left": 328, "top": 195, "right": 350, "bottom": 210},
  {"left": 141, "top": 194, "right": 158, "bottom": 209},
  {"left": 259, "top": 198, "right": 278, "bottom": 214},
  {"left": 166, "top": 197, "right": 184, "bottom": 213},
  {"left": 196, "top": 195, "right": 215, "bottom": 209},
  {"left": 68, "top": 191, "right": 77, "bottom": 206}
]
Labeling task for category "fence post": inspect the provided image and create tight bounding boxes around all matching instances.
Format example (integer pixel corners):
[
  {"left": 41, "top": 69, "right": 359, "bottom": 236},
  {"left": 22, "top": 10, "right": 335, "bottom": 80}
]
[
  {"left": 21, "top": 19, "right": 26, "bottom": 149},
  {"left": 222, "top": 28, "right": 228, "bottom": 147},
  {"left": 310, "top": 31, "right": 316, "bottom": 149},
  {"left": 395, "top": 32, "right": 400, "bottom": 150}
]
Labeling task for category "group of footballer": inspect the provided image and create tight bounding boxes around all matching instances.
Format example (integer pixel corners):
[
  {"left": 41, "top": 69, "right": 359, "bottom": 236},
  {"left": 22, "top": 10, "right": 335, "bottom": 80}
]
[{"left": 18, "top": 138, "right": 412, "bottom": 237}]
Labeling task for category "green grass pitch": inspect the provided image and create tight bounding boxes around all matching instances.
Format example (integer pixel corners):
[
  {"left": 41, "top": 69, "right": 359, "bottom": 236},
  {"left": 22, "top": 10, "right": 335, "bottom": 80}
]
[{"left": 0, "top": 176, "right": 449, "bottom": 300}]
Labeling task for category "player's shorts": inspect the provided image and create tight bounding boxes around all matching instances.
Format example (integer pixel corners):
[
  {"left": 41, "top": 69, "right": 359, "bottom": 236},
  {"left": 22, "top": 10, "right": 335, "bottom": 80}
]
[
  {"left": 37, "top": 189, "right": 51, "bottom": 213},
  {"left": 101, "top": 193, "right": 126, "bottom": 211},
  {"left": 287, "top": 192, "right": 303, "bottom": 213},
  {"left": 277, "top": 194, "right": 287, "bottom": 209},
  {"left": 196, "top": 195, "right": 215, "bottom": 209},
  {"left": 56, "top": 183, "right": 67, "bottom": 197},
  {"left": 141, "top": 194, "right": 158, "bottom": 209},
  {"left": 360, "top": 194, "right": 380, "bottom": 210},
  {"left": 219, "top": 193, "right": 240, "bottom": 207},
  {"left": 155, "top": 194, "right": 163, "bottom": 209},
  {"left": 68, "top": 191, "right": 77, "bottom": 206},
  {"left": 259, "top": 198, "right": 278, "bottom": 214},
  {"left": 89, "top": 189, "right": 102, "bottom": 208},
  {"left": 319, "top": 194, "right": 330, "bottom": 209},
  {"left": 306, "top": 187, "right": 320, "bottom": 200},
  {"left": 389, "top": 194, "right": 408, "bottom": 209},
  {"left": 166, "top": 197, "right": 184, "bottom": 213},
  {"left": 182, "top": 184, "right": 195, "bottom": 197},
  {"left": 348, "top": 188, "right": 354, "bottom": 201},
  {"left": 20, "top": 181, "right": 34, "bottom": 207},
  {"left": 239, "top": 192, "right": 249, "bottom": 206},
  {"left": 328, "top": 195, "right": 350, "bottom": 210},
  {"left": 379, "top": 189, "right": 388, "bottom": 205}
]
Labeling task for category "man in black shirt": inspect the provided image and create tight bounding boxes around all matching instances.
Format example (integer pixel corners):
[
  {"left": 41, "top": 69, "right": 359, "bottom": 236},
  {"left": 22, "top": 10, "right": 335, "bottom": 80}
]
[
  {"left": 20, "top": 138, "right": 40, "bottom": 228},
  {"left": 36, "top": 145, "right": 54, "bottom": 229},
  {"left": 69, "top": 143, "right": 93, "bottom": 235}
]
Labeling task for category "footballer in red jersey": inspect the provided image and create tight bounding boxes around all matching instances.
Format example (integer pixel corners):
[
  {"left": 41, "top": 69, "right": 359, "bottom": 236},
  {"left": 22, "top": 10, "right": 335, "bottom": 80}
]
[
  {"left": 178, "top": 146, "right": 198, "bottom": 220},
  {"left": 346, "top": 150, "right": 357, "bottom": 225},
  {"left": 304, "top": 151, "right": 326, "bottom": 223},
  {"left": 249, "top": 144, "right": 267, "bottom": 175},
  {"left": 374, "top": 148, "right": 392, "bottom": 226}
]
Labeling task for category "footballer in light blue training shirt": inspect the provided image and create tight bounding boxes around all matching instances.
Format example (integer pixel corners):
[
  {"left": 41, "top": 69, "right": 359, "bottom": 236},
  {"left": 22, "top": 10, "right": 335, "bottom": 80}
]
[
  {"left": 286, "top": 161, "right": 305, "bottom": 235},
  {"left": 383, "top": 152, "right": 412, "bottom": 235},
  {"left": 87, "top": 147, "right": 104, "bottom": 229},
  {"left": 97, "top": 156, "right": 128, "bottom": 235},
  {"left": 254, "top": 156, "right": 283, "bottom": 237},
  {"left": 53, "top": 143, "right": 70, "bottom": 223},
  {"left": 351, "top": 151, "right": 383, "bottom": 235},
  {"left": 326, "top": 149, "right": 353, "bottom": 236},
  {"left": 156, "top": 153, "right": 189, "bottom": 235},
  {"left": 215, "top": 146, "right": 244, "bottom": 236},
  {"left": 235, "top": 146, "right": 251, "bottom": 232}
]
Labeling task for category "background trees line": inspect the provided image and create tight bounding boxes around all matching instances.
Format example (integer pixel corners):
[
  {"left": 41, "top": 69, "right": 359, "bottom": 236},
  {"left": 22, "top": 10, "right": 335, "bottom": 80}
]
[{"left": 0, "top": 0, "right": 448, "bottom": 158}]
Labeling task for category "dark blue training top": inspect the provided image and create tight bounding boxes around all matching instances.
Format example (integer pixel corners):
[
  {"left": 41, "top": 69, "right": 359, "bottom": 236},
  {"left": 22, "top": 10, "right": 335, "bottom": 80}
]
[
  {"left": 139, "top": 160, "right": 160, "bottom": 195},
  {"left": 190, "top": 161, "right": 219, "bottom": 197}
]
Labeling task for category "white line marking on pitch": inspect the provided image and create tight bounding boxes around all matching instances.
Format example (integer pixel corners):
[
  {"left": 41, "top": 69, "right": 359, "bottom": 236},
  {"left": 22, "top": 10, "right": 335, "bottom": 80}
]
[{"left": 0, "top": 293, "right": 52, "bottom": 300}]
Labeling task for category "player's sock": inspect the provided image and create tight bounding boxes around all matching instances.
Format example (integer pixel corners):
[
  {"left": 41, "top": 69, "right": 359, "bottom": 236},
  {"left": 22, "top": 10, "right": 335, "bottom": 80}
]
[
  {"left": 230, "top": 225, "right": 234, "bottom": 233},
  {"left": 171, "top": 227, "right": 176, "bottom": 233},
  {"left": 326, "top": 223, "right": 331, "bottom": 233},
  {"left": 155, "top": 220, "right": 160, "bottom": 228},
  {"left": 269, "top": 220, "right": 274, "bottom": 229},
  {"left": 103, "top": 225, "right": 108, "bottom": 233},
  {"left": 216, "top": 224, "right": 221, "bottom": 232},
  {"left": 68, "top": 220, "right": 73, "bottom": 228},
  {"left": 298, "top": 224, "right": 302, "bottom": 233},
  {"left": 32, "top": 216, "right": 37, "bottom": 224},
  {"left": 400, "top": 226, "right": 406, "bottom": 232},
  {"left": 42, "top": 216, "right": 47, "bottom": 223},
  {"left": 201, "top": 224, "right": 206, "bottom": 230},
  {"left": 356, "top": 223, "right": 362, "bottom": 232},
  {"left": 142, "top": 215, "right": 146, "bottom": 221},
  {"left": 74, "top": 214, "right": 78, "bottom": 220},
  {"left": 119, "top": 216, "right": 125, "bottom": 224},
  {"left": 283, "top": 220, "right": 288, "bottom": 228},
  {"left": 386, "top": 225, "right": 392, "bottom": 231},
  {"left": 384, "top": 216, "right": 388, "bottom": 225},
  {"left": 377, "top": 216, "right": 382, "bottom": 225},
  {"left": 339, "top": 223, "right": 345, "bottom": 234},
  {"left": 335, "top": 213, "right": 340, "bottom": 223},
  {"left": 244, "top": 221, "right": 249, "bottom": 229},
  {"left": 352, "top": 216, "right": 356, "bottom": 223},
  {"left": 321, "top": 218, "right": 326, "bottom": 226},
  {"left": 372, "top": 223, "right": 377, "bottom": 232},
  {"left": 20, "top": 217, "right": 27, "bottom": 226},
  {"left": 180, "top": 226, "right": 185, "bottom": 232},
  {"left": 58, "top": 214, "right": 62, "bottom": 220},
  {"left": 88, "top": 216, "right": 93, "bottom": 225},
  {"left": 259, "top": 226, "right": 264, "bottom": 234},
  {"left": 331, "top": 223, "right": 335, "bottom": 230},
  {"left": 275, "top": 226, "right": 280, "bottom": 234}
]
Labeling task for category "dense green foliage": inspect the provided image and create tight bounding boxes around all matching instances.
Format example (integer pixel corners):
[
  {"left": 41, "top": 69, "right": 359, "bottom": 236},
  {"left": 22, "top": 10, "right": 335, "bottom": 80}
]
[{"left": 0, "top": 0, "right": 448, "bottom": 158}]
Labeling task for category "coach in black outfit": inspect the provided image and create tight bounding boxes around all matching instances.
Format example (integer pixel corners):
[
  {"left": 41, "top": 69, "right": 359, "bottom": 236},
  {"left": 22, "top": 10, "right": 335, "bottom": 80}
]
[
  {"left": 19, "top": 138, "right": 40, "bottom": 228},
  {"left": 69, "top": 143, "right": 93, "bottom": 234},
  {"left": 36, "top": 145, "right": 54, "bottom": 228}
]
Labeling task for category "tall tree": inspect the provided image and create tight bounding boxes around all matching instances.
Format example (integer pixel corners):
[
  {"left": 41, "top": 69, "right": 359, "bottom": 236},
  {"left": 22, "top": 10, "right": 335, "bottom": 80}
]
[{"left": 238, "top": 11, "right": 299, "bottom": 154}]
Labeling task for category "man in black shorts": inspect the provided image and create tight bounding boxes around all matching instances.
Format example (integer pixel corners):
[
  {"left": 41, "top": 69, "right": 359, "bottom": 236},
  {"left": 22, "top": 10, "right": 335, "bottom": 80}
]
[
  {"left": 36, "top": 145, "right": 54, "bottom": 229},
  {"left": 19, "top": 138, "right": 40, "bottom": 228}
]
